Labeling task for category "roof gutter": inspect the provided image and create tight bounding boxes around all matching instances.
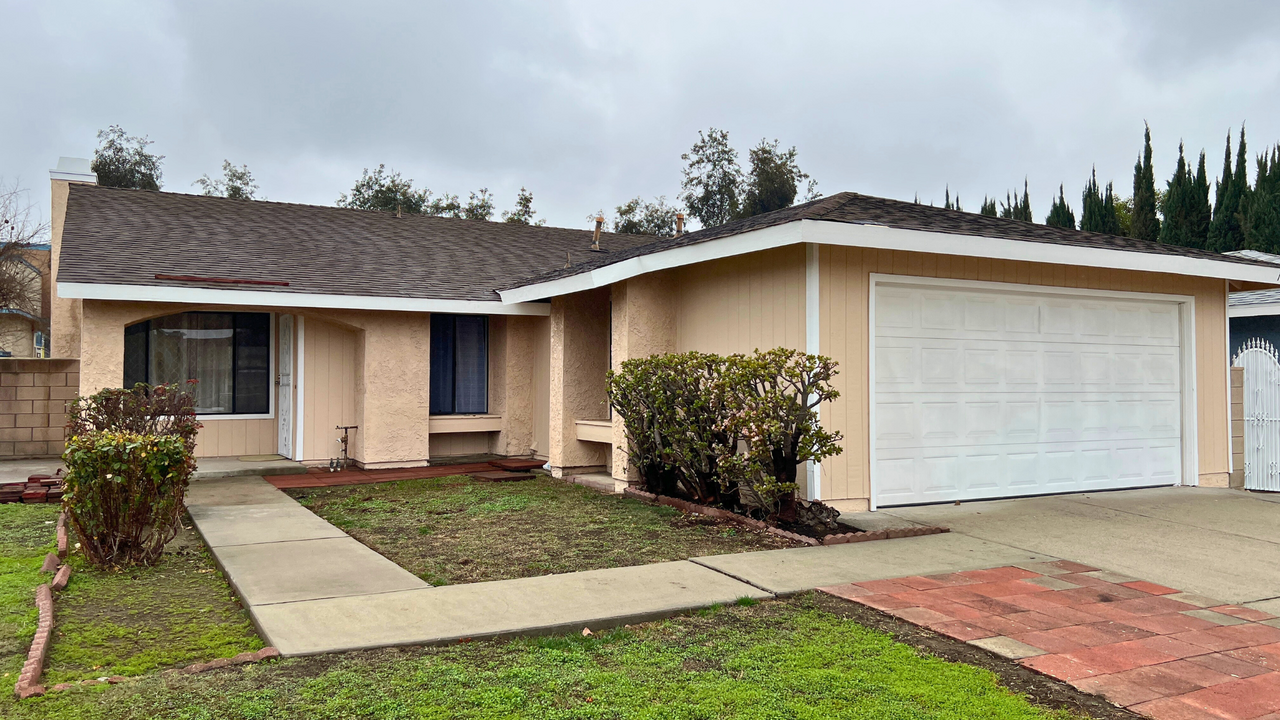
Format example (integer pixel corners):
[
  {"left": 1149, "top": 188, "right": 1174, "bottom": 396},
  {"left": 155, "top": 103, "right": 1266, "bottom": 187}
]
[
  {"left": 499, "top": 218, "right": 1280, "bottom": 302},
  {"left": 57, "top": 281, "right": 551, "bottom": 316}
]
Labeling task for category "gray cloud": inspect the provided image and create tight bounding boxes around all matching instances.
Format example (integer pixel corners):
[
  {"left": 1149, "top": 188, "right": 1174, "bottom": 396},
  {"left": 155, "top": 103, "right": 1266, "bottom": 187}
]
[{"left": 3, "top": 0, "right": 1279, "bottom": 231}]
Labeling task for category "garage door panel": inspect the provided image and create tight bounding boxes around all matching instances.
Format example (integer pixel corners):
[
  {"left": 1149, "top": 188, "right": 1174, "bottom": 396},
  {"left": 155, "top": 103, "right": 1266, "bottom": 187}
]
[
  {"left": 874, "top": 392, "right": 1180, "bottom": 450},
  {"left": 874, "top": 282, "right": 1183, "bottom": 506},
  {"left": 874, "top": 339, "right": 1180, "bottom": 394},
  {"left": 874, "top": 290, "right": 1180, "bottom": 347}
]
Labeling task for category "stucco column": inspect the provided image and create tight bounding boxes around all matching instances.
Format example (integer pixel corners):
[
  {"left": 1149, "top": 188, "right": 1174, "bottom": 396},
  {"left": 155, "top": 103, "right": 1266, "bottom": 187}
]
[
  {"left": 609, "top": 274, "right": 677, "bottom": 480},
  {"left": 350, "top": 312, "right": 431, "bottom": 468},
  {"left": 494, "top": 315, "right": 539, "bottom": 457},
  {"left": 49, "top": 180, "right": 83, "bottom": 359},
  {"left": 548, "top": 288, "right": 611, "bottom": 476}
]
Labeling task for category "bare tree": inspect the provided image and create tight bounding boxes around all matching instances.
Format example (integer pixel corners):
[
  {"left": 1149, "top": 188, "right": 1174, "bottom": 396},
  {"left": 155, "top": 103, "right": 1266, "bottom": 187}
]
[{"left": 0, "top": 179, "right": 46, "bottom": 315}]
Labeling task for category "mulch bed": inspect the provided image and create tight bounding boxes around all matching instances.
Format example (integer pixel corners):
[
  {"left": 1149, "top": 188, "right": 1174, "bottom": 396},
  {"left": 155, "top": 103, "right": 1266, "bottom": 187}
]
[{"left": 622, "top": 487, "right": 949, "bottom": 546}]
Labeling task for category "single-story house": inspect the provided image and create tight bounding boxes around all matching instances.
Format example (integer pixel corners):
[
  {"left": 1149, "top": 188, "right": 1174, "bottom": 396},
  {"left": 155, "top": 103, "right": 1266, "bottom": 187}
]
[{"left": 49, "top": 160, "right": 1280, "bottom": 511}]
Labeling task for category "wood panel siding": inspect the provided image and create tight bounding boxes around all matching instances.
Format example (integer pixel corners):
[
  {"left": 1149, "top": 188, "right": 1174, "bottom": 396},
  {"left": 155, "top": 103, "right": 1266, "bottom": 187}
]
[
  {"left": 817, "top": 246, "right": 1231, "bottom": 501},
  {"left": 195, "top": 418, "right": 277, "bottom": 458},
  {"left": 302, "top": 318, "right": 358, "bottom": 463},
  {"left": 673, "top": 245, "right": 806, "bottom": 354}
]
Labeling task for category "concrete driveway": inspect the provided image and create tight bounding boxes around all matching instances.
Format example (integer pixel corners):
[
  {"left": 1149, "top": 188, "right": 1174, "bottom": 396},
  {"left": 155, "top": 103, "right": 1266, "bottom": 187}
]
[{"left": 882, "top": 486, "right": 1280, "bottom": 614}]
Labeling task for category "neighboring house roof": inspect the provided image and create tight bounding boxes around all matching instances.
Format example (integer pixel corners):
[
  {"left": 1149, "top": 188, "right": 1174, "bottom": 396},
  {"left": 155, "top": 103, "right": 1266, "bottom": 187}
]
[
  {"left": 1226, "top": 249, "right": 1280, "bottom": 266},
  {"left": 501, "top": 192, "right": 1280, "bottom": 302},
  {"left": 56, "top": 184, "right": 653, "bottom": 309},
  {"left": 1225, "top": 252, "right": 1280, "bottom": 314}
]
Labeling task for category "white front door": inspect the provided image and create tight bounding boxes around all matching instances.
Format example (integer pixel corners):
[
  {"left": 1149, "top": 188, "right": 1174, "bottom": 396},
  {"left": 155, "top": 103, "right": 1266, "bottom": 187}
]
[
  {"left": 873, "top": 280, "right": 1183, "bottom": 507},
  {"left": 278, "top": 314, "right": 294, "bottom": 458}
]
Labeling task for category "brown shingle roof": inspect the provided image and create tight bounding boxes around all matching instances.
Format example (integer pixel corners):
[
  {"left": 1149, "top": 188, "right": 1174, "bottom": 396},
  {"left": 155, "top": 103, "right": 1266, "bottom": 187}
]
[
  {"left": 505, "top": 191, "right": 1277, "bottom": 290},
  {"left": 57, "top": 184, "right": 652, "bottom": 302},
  {"left": 60, "top": 186, "right": 1274, "bottom": 304}
]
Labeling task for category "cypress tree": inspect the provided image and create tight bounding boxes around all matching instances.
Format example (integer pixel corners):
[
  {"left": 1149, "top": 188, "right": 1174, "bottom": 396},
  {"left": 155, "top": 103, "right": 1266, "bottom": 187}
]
[
  {"left": 1189, "top": 151, "right": 1212, "bottom": 247},
  {"left": 1161, "top": 143, "right": 1198, "bottom": 248},
  {"left": 1045, "top": 184, "right": 1076, "bottom": 229},
  {"left": 1131, "top": 123, "right": 1160, "bottom": 241},
  {"left": 1080, "top": 168, "right": 1121, "bottom": 235},
  {"left": 944, "top": 186, "right": 962, "bottom": 211},
  {"left": 1242, "top": 145, "right": 1280, "bottom": 253},
  {"left": 1208, "top": 126, "right": 1249, "bottom": 253},
  {"left": 1162, "top": 145, "right": 1211, "bottom": 249},
  {"left": 1000, "top": 180, "right": 1033, "bottom": 221},
  {"left": 980, "top": 197, "right": 997, "bottom": 216}
]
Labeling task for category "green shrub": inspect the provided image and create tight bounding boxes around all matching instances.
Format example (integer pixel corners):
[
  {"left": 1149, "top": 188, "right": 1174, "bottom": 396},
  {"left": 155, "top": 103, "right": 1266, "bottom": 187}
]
[
  {"left": 717, "top": 348, "right": 842, "bottom": 520},
  {"left": 62, "top": 384, "right": 201, "bottom": 568},
  {"left": 608, "top": 348, "right": 843, "bottom": 522}
]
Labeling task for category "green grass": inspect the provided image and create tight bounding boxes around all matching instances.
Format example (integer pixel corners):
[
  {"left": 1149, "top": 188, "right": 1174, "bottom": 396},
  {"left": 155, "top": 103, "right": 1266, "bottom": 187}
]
[
  {"left": 0, "top": 502, "right": 262, "bottom": 688},
  {"left": 287, "top": 475, "right": 795, "bottom": 585},
  {"left": 4, "top": 595, "right": 1085, "bottom": 720},
  {"left": 42, "top": 522, "right": 263, "bottom": 683},
  {"left": 0, "top": 503, "right": 60, "bottom": 681}
]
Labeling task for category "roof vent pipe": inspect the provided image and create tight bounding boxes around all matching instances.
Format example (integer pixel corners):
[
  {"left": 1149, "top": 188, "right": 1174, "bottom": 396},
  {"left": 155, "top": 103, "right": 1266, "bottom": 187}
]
[
  {"left": 675, "top": 212, "right": 684, "bottom": 237},
  {"left": 591, "top": 215, "right": 603, "bottom": 251}
]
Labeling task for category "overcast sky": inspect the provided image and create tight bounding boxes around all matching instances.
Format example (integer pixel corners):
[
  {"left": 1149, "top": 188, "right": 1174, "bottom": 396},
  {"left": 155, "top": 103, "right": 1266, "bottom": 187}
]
[{"left": 4, "top": 1, "right": 1280, "bottom": 232}]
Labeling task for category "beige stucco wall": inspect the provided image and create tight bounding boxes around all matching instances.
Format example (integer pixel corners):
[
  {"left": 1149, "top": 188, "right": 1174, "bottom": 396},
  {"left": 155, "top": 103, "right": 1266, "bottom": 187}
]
[
  {"left": 73, "top": 299, "right": 546, "bottom": 466},
  {"left": 817, "top": 245, "right": 1232, "bottom": 502},
  {"left": 548, "top": 288, "right": 611, "bottom": 473},
  {"left": 49, "top": 179, "right": 83, "bottom": 359},
  {"left": 609, "top": 273, "right": 677, "bottom": 479}
]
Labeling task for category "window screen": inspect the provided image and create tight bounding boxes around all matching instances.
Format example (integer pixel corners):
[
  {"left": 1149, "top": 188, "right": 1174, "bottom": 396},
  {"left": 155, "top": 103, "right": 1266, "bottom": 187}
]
[{"left": 429, "top": 314, "right": 488, "bottom": 415}]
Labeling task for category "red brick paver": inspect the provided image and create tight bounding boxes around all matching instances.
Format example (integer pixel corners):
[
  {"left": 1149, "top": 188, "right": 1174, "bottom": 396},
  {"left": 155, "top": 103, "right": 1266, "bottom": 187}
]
[{"left": 820, "top": 566, "right": 1280, "bottom": 719}]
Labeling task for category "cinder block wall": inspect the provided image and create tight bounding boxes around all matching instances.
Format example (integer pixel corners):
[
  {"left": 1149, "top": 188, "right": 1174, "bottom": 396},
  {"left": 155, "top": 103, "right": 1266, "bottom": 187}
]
[
  {"left": 0, "top": 359, "right": 79, "bottom": 458},
  {"left": 1230, "top": 366, "right": 1244, "bottom": 489}
]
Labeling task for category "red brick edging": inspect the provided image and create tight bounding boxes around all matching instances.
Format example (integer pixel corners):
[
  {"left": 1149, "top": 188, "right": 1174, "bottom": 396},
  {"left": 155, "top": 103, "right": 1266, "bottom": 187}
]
[
  {"left": 623, "top": 487, "right": 946, "bottom": 546},
  {"left": 14, "top": 584, "right": 53, "bottom": 699}
]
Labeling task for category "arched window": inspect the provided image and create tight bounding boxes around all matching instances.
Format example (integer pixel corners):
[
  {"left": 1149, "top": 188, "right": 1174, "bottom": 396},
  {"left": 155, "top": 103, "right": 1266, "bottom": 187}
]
[{"left": 124, "top": 312, "right": 271, "bottom": 415}]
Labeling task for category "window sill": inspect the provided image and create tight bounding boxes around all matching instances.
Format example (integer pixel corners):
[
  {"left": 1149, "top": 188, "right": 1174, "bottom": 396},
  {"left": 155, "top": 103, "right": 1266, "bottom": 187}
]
[
  {"left": 429, "top": 415, "right": 503, "bottom": 433},
  {"left": 575, "top": 419, "right": 612, "bottom": 444},
  {"left": 197, "top": 413, "right": 275, "bottom": 421}
]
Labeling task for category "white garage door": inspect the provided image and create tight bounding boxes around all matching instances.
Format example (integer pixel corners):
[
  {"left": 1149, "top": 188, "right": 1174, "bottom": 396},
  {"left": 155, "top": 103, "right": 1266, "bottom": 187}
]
[{"left": 873, "top": 281, "right": 1183, "bottom": 507}]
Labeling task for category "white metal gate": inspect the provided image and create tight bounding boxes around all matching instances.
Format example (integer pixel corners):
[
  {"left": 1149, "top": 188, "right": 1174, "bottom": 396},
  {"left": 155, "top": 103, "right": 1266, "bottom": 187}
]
[{"left": 1233, "top": 337, "right": 1280, "bottom": 491}]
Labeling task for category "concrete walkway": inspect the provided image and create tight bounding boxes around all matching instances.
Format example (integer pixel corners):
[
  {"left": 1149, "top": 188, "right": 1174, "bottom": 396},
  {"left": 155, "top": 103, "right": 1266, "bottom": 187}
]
[
  {"left": 189, "top": 476, "right": 1275, "bottom": 658},
  {"left": 186, "top": 475, "right": 1055, "bottom": 656},
  {"left": 883, "top": 487, "right": 1280, "bottom": 614}
]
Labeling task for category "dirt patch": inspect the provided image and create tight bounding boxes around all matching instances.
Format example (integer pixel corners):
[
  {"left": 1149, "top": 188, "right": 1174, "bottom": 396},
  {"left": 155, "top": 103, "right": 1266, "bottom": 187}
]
[
  {"left": 288, "top": 474, "right": 795, "bottom": 585},
  {"left": 804, "top": 591, "right": 1138, "bottom": 720}
]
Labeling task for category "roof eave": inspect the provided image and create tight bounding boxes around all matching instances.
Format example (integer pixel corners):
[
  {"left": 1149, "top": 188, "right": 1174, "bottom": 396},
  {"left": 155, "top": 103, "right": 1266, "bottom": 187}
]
[
  {"left": 57, "top": 281, "right": 552, "bottom": 316},
  {"left": 499, "top": 218, "right": 1280, "bottom": 303}
]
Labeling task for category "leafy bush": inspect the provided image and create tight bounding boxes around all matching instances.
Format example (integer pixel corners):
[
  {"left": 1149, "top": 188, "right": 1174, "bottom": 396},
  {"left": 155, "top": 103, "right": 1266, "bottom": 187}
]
[
  {"left": 62, "top": 384, "right": 201, "bottom": 568},
  {"left": 66, "top": 382, "right": 202, "bottom": 448},
  {"left": 717, "top": 349, "right": 842, "bottom": 520},
  {"left": 607, "top": 348, "right": 843, "bottom": 522}
]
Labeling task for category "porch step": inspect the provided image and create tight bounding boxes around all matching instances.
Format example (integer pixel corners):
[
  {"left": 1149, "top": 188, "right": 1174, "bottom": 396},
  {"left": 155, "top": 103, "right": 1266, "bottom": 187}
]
[
  {"left": 488, "top": 458, "right": 546, "bottom": 472},
  {"left": 470, "top": 470, "right": 535, "bottom": 482},
  {"left": 193, "top": 456, "right": 309, "bottom": 481}
]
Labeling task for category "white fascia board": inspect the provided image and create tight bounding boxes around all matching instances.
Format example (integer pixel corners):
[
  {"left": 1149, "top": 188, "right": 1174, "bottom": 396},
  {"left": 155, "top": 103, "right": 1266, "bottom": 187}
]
[
  {"left": 57, "top": 282, "right": 551, "bottom": 316},
  {"left": 1228, "top": 303, "right": 1280, "bottom": 318},
  {"left": 498, "top": 218, "right": 1280, "bottom": 302},
  {"left": 802, "top": 220, "right": 1280, "bottom": 284},
  {"left": 498, "top": 221, "right": 805, "bottom": 303}
]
